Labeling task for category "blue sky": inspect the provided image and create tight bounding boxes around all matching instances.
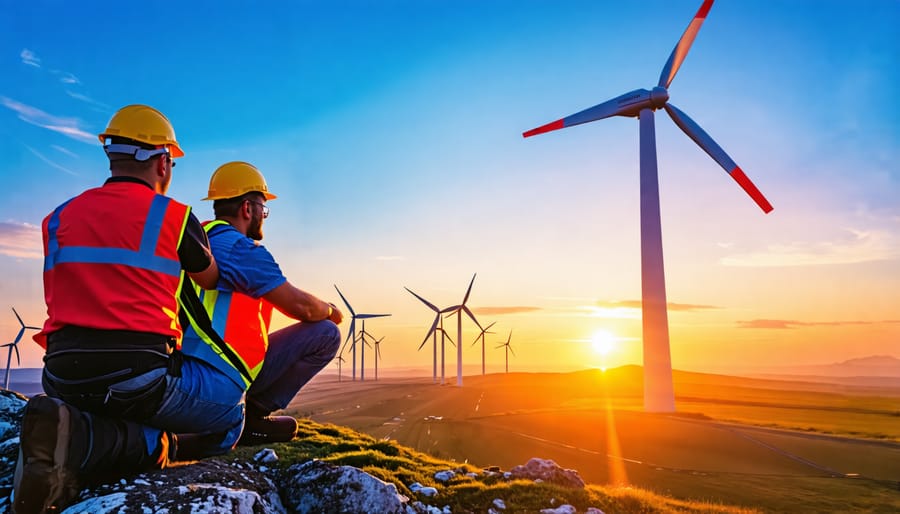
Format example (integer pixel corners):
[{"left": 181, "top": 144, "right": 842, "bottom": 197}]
[{"left": 1, "top": 1, "right": 898, "bottom": 374}]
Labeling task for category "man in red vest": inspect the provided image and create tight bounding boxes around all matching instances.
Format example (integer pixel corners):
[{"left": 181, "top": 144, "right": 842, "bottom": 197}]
[
  {"left": 14, "top": 105, "right": 242, "bottom": 513},
  {"left": 179, "top": 161, "right": 343, "bottom": 449}
]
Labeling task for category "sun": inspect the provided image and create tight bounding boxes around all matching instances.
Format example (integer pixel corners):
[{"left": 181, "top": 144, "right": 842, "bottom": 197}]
[{"left": 591, "top": 330, "right": 617, "bottom": 356}]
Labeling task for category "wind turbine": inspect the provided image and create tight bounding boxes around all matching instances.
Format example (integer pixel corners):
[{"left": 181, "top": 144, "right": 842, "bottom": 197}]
[
  {"left": 471, "top": 321, "right": 496, "bottom": 376},
  {"left": 357, "top": 322, "right": 381, "bottom": 382},
  {"left": 372, "top": 336, "right": 385, "bottom": 381},
  {"left": 335, "top": 354, "right": 346, "bottom": 382},
  {"left": 495, "top": 330, "right": 515, "bottom": 374},
  {"left": 3, "top": 307, "right": 39, "bottom": 389},
  {"left": 334, "top": 285, "right": 391, "bottom": 382},
  {"left": 405, "top": 287, "right": 456, "bottom": 384},
  {"left": 522, "top": 0, "right": 772, "bottom": 412},
  {"left": 443, "top": 274, "right": 483, "bottom": 386}
]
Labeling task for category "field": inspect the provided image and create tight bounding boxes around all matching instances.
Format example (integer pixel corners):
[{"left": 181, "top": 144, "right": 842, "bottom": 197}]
[{"left": 286, "top": 366, "right": 900, "bottom": 513}]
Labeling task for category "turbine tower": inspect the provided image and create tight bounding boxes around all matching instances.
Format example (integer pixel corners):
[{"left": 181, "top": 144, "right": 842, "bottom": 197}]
[
  {"left": 3, "top": 307, "right": 39, "bottom": 390},
  {"left": 496, "top": 330, "right": 515, "bottom": 374},
  {"left": 405, "top": 287, "right": 455, "bottom": 384},
  {"left": 443, "top": 274, "right": 483, "bottom": 387},
  {"left": 522, "top": 0, "right": 772, "bottom": 412},
  {"left": 334, "top": 285, "right": 391, "bottom": 382},
  {"left": 335, "top": 354, "right": 346, "bottom": 382},
  {"left": 471, "top": 321, "right": 496, "bottom": 376},
  {"left": 357, "top": 320, "right": 380, "bottom": 381},
  {"left": 372, "top": 336, "right": 385, "bottom": 381}
]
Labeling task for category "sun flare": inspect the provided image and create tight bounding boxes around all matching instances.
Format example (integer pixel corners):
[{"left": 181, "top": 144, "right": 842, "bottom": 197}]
[{"left": 591, "top": 329, "right": 617, "bottom": 355}]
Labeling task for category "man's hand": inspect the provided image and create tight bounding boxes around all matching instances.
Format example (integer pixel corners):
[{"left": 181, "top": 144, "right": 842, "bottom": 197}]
[{"left": 327, "top": 302, "right": 344, "bottom": 325}]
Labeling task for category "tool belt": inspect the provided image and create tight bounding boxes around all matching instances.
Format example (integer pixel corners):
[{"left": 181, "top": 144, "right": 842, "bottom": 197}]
[{"left": 42, "top": 325, "right": 180, "bottom": 421}]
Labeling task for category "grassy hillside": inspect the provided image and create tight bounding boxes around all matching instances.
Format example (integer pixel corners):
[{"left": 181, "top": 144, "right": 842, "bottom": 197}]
[
  {"left": 287, "top": 367, "right": 900, "bottom": 512},
  {"left": 233, "top": 418, "right": 756, "bottom": 513}
]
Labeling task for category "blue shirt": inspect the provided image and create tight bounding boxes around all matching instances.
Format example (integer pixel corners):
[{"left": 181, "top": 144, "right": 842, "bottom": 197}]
[{"left": 206, "top": 222, "right": 287, "bottom": 298}]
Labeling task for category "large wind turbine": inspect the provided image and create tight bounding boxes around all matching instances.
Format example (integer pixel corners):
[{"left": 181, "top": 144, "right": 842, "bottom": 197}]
[
  {"left": 523, "top": 0, "right": 772, "bottom": 412},
  {"left": 496, "top": 330, "right": 515, "bottom": 374},
  {"left": 3, "top": 307, "right": 39, "bottom": 390},
  {"left": 405, "top": 287, "right": 455, "bottom": 384},
  {"left": 334, "top": 285, "right": 391, "bottom": 382},
  {"left": 471, "top": 321, "right": 496, "bottom": 376},
  {"left": 444, "top": 274, "right": 483, "bottom": 387}
]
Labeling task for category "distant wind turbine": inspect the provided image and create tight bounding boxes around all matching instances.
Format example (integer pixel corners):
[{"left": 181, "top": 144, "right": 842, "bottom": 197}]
[
  {"left": 495, "top": 330, "right": 515, "bottom": 374},
  {"left": 522, "top": 0, "right": 772, "bottom": 412},
  {"left": 471, "top": 321, "right": 496, "bottom": 376},
  {"left": 3, "top": 307, "right": 39, "bottom": 390},
  {"left": 335, "top": 354, "right": 346, "bottom": 382},
  {"left": 405, "top": 287, "right": 456, "bottom": 384},
  {"left": 357, "top": 321, "right": 381, "bottom": 381},
  {"left": 334, "top": 285, "right": 391, "bottom": 382},
  {"left": 372, "top": 336, "right": 385, "bottom": 381},
  {"left": 443, "top": 274, "right": 483, "bottom": 386}
]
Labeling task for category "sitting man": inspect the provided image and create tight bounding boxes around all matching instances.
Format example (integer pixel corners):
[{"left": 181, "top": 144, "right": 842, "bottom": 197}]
[
  {"left": 179, "top": 160, "right": 343, "bottom": 450},
  {"left": 16, "top": 104, "right": 228, "bottom": 513}
]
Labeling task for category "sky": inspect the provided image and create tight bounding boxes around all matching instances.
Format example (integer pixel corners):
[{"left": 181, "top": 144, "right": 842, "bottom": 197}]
[{"left": 1, "top": 1, "right": 897, "bottom": 376}]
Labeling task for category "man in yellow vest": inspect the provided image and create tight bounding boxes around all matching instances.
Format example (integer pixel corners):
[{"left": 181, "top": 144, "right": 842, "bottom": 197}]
[{"left": 179, "top": 161, "right": 343, "bottom": 450}]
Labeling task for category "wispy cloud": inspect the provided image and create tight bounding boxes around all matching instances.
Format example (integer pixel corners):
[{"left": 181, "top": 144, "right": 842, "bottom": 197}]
[
  {"left": 65, "top": 91, "right": 109, "bottom": 111},
  {"left": 594, "top": 300, "right": 719, "bottom": 312},
  {"left": 0, "top": 96, "right": 95, "bottom": 144},
  {"left": 472, "top": 306, "right": 541, "bottom": 316},
  {"left": 0, "top": 221, "right": 42, "bottom": 259},
  {"left": 55, "top": 71, "right": 80, "bottom": 85},
  {"left": 721, "top": 228, "right": 900, "bottom": 267},
  {"left": 50, "top": 145, "right": 78, "bottom": 158},
  {"left": 20, "top": 49, "right": 40, "bottom": 67},
  {"left": 24, "top": 145, "right": 78, "bottom": 176},
  {"left": 737, "top": 319, "right": 900, "bottom": 329}
]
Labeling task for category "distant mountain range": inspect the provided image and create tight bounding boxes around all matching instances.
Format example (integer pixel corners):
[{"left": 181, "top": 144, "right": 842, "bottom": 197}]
[{"left": 746, "top": 355, "right": 900, "bottom": 387}]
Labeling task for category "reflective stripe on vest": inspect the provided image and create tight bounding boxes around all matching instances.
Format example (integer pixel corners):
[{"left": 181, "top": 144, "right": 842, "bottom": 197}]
[
  {"left": 181, "top": 220, "right": 271, "bottom": 389},
  {"left": 35, "top": 182, "right": 190, "bottom": 348},
  {"left": 44, "top": 195, "right": 181, "bottom": 276}
]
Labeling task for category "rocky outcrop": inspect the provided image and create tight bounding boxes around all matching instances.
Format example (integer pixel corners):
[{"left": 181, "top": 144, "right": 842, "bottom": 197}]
[
  {"left": 0, "top": 390, "right": 596, "bottom": 513},
  {"left": 510, "top": 457, "right": 586, "bottom": 488}
]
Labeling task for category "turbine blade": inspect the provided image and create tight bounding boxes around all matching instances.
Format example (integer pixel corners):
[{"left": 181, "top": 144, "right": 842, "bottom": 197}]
[
  {"left": 658, "top": 0, "right": 715, "bottom": 88},
  {"left": 443, "top": 306, "right": 461, "bottom": 318},
  {"left": 509, "top": 345, "right": 516, "bottom": 357},
  {"left": 334, "top": 285, "right": 356, "bottom": 316},
  {"left": 357, "top": 314, "right": 391, "bottom": 319},
  {"left": 419, "top": 316, "right": 441, "bottom": 350},
  {"left": 441, "top": 329, "right": 454, "bottom": 345},
  {"left": 14, "top": 328, "right": 24, "bottom": 344},
  {"left": 345, "top": 318, "right": 357, "bottom": 347},
  {"left": 462, "top": 274, "right": 476, "bottom": 304},
  {"left": 484, "top": 321, "right": 497, "bottom": 332},
  {"left": 12, "top": 307, "right": 24, "bottom": 327},
  {"left": 665, "top": 103, "right": 773, "bottom": 213},
  {"left": 405, "top": 287, "right": 440, "bottom": 312},
  {"left": 523, "top": 90, "right": 650, "bottom": 137},
  {"left": 13, "top": 345, "right": 19, "bottom": 365},
  {"left": 463, "top": 306, "right": 483, "bottom": 331}
]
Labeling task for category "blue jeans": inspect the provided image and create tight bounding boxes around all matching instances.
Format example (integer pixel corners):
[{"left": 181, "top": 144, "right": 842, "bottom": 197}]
[{"left": 144, "top": 319, "right": 340, "bottom": 456}]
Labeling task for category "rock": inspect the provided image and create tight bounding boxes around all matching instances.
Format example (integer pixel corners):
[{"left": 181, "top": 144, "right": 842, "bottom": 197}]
[
  {"left": 493, "top": 498, "right": 507, "bottom": 509},
  {"left": 282, "top": 459, "right": 413, "bottom": 514},
  {"left": 63, "top": 459, "right": 285, "bottom": 513},
  {"left": 254, "top": 448, "right": 279, "bottom": 464},
  {"left": 541, "top": 505, "right": 576, "bottom": 514},
  {"left": 510, "top": 458, "right": 585, "bottom": 488},
  {"left": 409, "top": 482, "right": 439, "bottom": 497},
  {"left": 434, "top": 469, "right": 456, "bottom": 482}
]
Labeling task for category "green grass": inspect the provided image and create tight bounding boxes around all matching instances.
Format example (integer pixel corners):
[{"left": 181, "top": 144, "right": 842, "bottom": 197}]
[{"left": 232, "top": 418, "right": 757, "bottom": 513}]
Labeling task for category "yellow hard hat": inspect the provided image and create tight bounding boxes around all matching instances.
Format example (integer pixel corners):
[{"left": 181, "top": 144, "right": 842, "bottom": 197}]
[
  {"left": 98, "top": 104, "right": 184, "bottom": 158},
  {"left": 204, "top": 161, "right": 277, "bottom": 201}
]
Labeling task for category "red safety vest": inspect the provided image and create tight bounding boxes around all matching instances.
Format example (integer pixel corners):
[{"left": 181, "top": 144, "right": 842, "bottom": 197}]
[
  {"left": 181, "top": 220, "right": 272, "bottom": 389},
  {"left": 35, "top": 180, "right": 190, "bottom": 348}
]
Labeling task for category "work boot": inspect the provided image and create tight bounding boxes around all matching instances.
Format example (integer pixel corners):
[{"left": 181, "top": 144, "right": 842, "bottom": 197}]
[
  {"left": 13, "top": 395, "right": 87, "bottom": 514},
  {"left": 237, "top": 414, "right": 299, "bottom": 446}
]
